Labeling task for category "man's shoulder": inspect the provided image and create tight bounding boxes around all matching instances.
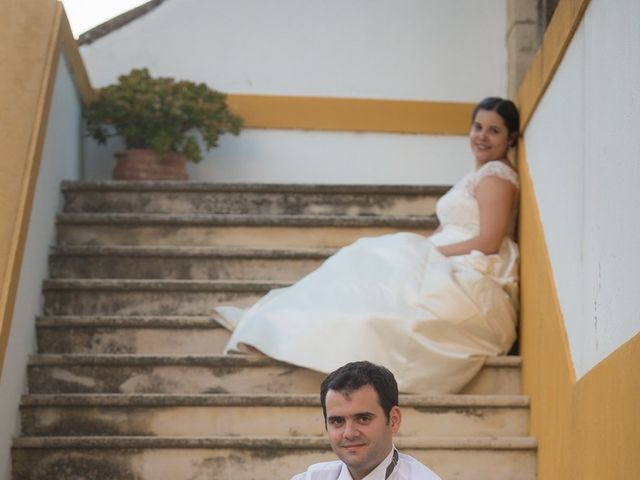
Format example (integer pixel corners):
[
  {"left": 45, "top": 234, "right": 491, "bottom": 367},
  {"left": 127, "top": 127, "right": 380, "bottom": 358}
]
[
  {"left": 290, "top": 459, "right": 343, "bottom": 480},
  {"left": 398, "top": 452, "right": 442, "bottom": 479}
]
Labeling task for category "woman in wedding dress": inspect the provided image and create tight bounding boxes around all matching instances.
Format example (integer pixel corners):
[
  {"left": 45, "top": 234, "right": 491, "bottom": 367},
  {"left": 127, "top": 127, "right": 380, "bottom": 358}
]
[{"left": 213, "top": 97, "right": 520, "bottom": 394}]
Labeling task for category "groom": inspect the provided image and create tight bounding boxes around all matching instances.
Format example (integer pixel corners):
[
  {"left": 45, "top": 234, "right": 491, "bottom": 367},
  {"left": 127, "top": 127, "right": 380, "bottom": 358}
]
[{"left": 290, "top": 361, "right": 441, "bottom": 480}]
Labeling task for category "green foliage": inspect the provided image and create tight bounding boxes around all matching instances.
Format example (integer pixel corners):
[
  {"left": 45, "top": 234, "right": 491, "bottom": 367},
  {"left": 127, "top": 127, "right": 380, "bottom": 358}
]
[{"left": 84, "top": 68, "right": 243, "bottom": 163}]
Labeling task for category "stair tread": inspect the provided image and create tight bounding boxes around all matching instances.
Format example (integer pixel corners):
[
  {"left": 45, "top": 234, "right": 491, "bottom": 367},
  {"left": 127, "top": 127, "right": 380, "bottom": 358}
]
[
  {"left": 36, "top": 315, "right": 223, "bottom": 328},
  {"left": 57, "top": 212, "right": 437, "bottom": 227},
  {"left": 50, "top": 245, "right": 337, "bottom": 257},
  {"left": 20, "top": 393, "right": 529, "bottom": 407},
  {"left": 61, "top": 181, "right": 450, "bottom": 194},
  {"left": 43, "top": 278, "right": 288, "bottom": 290},
  {"left": 13, "top": 435, "right": 537, "bottom": 449},
  {"left": 29, "top": 353, "right": 521, "bottom": 367}
]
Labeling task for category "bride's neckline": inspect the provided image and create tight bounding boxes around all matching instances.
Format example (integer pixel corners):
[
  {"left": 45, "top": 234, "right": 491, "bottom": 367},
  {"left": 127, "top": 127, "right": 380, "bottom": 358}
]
[{"left": 475, "top": 159, "right": 516, "bottom": 172}]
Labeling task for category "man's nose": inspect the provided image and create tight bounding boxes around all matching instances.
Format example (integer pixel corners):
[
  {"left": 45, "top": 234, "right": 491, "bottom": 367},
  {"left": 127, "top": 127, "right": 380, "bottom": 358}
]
[{"left": 343, "top": 420, "right": 359, "bottom": 439}]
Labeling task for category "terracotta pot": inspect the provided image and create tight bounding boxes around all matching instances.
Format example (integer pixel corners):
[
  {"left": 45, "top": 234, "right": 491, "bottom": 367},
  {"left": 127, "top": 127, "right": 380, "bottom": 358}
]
[{"left": 113, "top": 149, "right": 189, "bottom": 180}]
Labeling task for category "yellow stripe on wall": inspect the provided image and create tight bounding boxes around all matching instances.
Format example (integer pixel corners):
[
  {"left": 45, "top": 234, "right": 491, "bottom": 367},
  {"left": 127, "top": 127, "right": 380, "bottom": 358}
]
[
  {"left": 516, "top": 0, "right": 591, "bottom": 131},
  {"left": 226, "top": 95, "right": 475, "bottom": 135}
]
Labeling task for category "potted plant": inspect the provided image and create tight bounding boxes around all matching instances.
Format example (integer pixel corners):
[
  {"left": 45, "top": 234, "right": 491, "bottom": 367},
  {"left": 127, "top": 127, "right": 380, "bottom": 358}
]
[{"left": 84, "top": 68, "right": 243, "bottom": 180}]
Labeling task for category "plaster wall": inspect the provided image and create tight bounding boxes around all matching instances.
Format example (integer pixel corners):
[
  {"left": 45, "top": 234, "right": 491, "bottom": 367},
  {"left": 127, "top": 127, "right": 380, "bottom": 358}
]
[
  {"left": 524, "top": 0, "right": 640, "bottom": 378},
  {"left": 86, "top": 130, "right": 474, "bottom": 185},
  {"left": 0, "top": 55, "right": 83, "bottom": 477},
  {"left": 80, "top": 0, "right": 506, "bottom": 183}
]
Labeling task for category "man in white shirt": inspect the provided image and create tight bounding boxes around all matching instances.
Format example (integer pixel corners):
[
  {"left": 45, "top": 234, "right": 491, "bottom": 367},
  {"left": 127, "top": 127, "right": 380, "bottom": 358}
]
[{"left": 291, "top": 361, "right": 442, "bottom": 480}]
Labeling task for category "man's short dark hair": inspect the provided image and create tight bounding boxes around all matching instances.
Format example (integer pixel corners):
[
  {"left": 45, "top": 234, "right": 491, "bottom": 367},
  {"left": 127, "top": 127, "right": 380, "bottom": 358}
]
[{"left": 320, "top": 361, "right": 399, "bottom": 423}]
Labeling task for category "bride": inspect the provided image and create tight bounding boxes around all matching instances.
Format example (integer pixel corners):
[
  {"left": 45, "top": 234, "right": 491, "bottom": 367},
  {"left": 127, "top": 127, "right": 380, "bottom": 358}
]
[{"left": 213, "top": 97, "right": 520, "bottom": 394}]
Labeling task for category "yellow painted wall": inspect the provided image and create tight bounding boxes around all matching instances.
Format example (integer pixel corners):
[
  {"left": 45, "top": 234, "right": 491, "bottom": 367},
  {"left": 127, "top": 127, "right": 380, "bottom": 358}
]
[
  {"left": 0, "top": 0, "right": 61, "bottom": 374},
  {"left": 517, "top": 0, "right": 640, "bottom": 478},
  {"left": 0, "top": 0, "right": 93, "bottom": 374},
  {"left": 226, "top": 95, "right": 474, "bottom": 135}
]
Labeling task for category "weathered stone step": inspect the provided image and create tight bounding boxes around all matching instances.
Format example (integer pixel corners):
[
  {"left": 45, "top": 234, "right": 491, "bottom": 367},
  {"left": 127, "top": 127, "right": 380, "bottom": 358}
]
[
  {"left": 20, "top": 393, "right": 529, "bottom": 438},
  {"left": 56, "top": 213, "right": 436, "bottom": 248},
  {"left": 49, "top": 245, "right": 332, "bottom": 280},
  {"left": 27, "top": 354, "right": 521, "bottom": 395},
  {"left": 36, "top": 316, "right": 229, "bottom": 354},
  {"left": 62, "top": 181, "right": 448, "bottom": 216},
  {"left": 12, "top": 436, "right": 537, "bottom": 480},
  {"left": 42, "top": 279, "right": 285, "bottom": 315}
]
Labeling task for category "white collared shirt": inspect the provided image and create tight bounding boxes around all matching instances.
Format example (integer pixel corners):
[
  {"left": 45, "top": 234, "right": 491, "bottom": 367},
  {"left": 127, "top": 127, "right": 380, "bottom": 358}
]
[{"left": 290, "top": 447, "right": 442, "bottom": 480}]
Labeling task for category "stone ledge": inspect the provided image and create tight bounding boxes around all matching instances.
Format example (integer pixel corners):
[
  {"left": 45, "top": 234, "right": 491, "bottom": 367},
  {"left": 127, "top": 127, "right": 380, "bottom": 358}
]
[
  {"left": 20, "top": 393, "right": 529, "bottom": 408},
  {"left": 28, "top": 353, "right": 521, "bottom": 368},
  {"left": 13, "top": 435, "right": 537, "bottom": 450},
  {"left": 61, "top": 181, "right": 451, "bottom": 195},
  {"left": 28, "top": 354, "right": 288, "bottom": 367},
  {"left": 36, "top": 315, "right": 223, "bottom": 329},
  {"left": 42, "top": 279, "right": 288, "bottom": 291},
  {"left": 56, "top": 213, "right": 438, "bottom": 228},
  {"left": 49, "top": 245, "right": 337, "bottom": 258}
]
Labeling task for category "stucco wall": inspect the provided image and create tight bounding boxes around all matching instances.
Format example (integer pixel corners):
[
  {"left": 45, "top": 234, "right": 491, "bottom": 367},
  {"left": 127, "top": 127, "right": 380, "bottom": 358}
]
[
  {"left": 524, "top": 0, "right": 640, "bottom": 378},
  {"left": 0, "top": 55, "right": 83, "bottom": 478},
  {"left": 80, "top": 0, "right": 507, "bottom": 183}
]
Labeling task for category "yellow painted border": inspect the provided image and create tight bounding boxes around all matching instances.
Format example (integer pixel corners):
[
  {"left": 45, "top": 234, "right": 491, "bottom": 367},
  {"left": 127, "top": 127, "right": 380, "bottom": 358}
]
[
  {"left": 0, "top": 0, "right": 94, "bottom": 374},
  {"left": 59, "top": 7, "right": 97, "bottom": 105},
  {"left": 516, "top": 0, "right": 590, "bottom": 130},
  {"left": 517, "top": 0, "right": 640, "bottom": 478},
  {"left": 226, "top": 95, "right": 475, "bottom": 135}
]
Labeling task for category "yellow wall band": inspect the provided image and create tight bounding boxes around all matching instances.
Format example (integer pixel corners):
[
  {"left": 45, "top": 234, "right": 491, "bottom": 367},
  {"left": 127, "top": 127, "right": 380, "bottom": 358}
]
[
  {"left": 516, "top": 0, "right": 591, "bottom": 131},
  {"left": 226, "top": 95, "right": 475, "bottom": 135},
  {"left": 60, "top": 8, "right": 97, "bottom": 105}
]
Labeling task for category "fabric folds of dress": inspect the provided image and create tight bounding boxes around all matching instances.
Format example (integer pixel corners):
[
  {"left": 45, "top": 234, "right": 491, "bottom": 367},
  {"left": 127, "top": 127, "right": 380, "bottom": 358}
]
[{"left": 213, "top": 161, "right": 519, "bottom": 394}]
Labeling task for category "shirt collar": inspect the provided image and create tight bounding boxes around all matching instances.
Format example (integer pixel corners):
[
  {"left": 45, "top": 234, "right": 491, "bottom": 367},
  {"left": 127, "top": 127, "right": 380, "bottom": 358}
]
[{"left": 337, "top": 446, "right": 397, "bottom": 480}]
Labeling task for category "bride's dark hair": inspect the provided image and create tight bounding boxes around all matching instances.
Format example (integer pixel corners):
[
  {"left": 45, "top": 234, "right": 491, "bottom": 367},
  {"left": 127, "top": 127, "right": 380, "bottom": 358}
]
[{"left": 472, "top": 97, "right": 520, "bottom": 146}]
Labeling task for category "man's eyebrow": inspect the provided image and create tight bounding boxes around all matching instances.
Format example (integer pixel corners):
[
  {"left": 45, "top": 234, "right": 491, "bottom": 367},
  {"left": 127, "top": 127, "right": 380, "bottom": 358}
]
[{"left": 328, "top": 411, "right": 375, "bottom": 420}]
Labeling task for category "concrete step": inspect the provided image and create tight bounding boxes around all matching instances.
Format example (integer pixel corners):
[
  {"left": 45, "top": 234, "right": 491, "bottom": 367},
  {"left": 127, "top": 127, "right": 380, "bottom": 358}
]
[
  {"left": 19, "top": 393, "right": 529, "bottom": 438},
  {"left": 56, "top": 213, "right": 436, "bottom": 248},
  {"left": 48, "top": 245, "right": 332, "bottom": 280},
  {"left": 42, "top": 279, "right": 285, "bottom": 316},
  {"left": 36, "top": 316, "right": 229, "bottom": 355},
  {"left": 61, "top": 181, "right": 448, "bottom": 216},
  {"left": 12, "top": 436, "right": 537, "bottom": 480},
  {"left": 27, "top": 354, "right": 521, "bottom": 395}
]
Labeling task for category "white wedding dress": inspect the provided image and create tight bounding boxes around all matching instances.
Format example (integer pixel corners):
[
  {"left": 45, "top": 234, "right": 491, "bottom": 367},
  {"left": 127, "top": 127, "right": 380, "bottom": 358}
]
[{"left": 214, "top": 160, "right": 519, "bottom": 394}]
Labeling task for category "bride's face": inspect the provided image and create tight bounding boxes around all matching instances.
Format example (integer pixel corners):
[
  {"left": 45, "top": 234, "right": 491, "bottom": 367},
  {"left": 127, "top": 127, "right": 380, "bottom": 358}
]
[{"left": 469, "top": 109, "right": 512, "bottom": 165}]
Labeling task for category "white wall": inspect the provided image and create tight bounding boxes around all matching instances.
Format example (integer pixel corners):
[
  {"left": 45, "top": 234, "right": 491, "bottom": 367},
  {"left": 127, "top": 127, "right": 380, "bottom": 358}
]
[
  {"left": 0, "top": 55, "right": 83, "bottom": 478},
  {"left": 80, "top": 0, "right": 507, "bottom": 183},
  {"left": 85, "top": 130, "right": 474, "bottom": 185},
  {"left": 525, "top": 0, "right": 640, "bottom": 378}
]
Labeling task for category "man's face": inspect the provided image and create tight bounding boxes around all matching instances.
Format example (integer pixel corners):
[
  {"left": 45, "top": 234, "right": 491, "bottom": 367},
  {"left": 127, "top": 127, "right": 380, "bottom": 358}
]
[{"left": 325, "top": 384, "right": 401, "bottom": 480}]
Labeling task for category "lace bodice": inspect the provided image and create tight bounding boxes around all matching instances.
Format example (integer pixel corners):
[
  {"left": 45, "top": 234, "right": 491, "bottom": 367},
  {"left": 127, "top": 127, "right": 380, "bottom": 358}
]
[{"left": 435, "top": 161, "right": 519, "bottom": 239}]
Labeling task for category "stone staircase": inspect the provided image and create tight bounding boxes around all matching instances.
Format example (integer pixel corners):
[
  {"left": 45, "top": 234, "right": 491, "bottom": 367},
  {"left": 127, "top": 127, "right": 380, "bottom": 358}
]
[{"left": 11, "top": 182, "right": 536, "bottom": 480}]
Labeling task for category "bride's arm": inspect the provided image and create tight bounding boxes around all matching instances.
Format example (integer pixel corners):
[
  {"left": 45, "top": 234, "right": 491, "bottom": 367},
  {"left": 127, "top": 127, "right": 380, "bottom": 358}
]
[{"left": 436, "top": 175, "right": 516, "bottom": 257}]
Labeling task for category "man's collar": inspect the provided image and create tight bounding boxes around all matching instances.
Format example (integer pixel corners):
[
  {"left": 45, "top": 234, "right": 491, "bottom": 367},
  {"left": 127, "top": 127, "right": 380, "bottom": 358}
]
[{"left": 337, "top": 446, "right": 397, "bottom": 480}]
